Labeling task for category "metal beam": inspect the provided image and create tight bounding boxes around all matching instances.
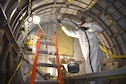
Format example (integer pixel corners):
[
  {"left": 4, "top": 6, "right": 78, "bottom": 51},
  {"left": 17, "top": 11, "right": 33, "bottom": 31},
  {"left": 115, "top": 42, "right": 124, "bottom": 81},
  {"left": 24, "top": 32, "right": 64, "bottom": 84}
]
[{"left": 65, "top": 66, "right": 126, "bottom": 79}]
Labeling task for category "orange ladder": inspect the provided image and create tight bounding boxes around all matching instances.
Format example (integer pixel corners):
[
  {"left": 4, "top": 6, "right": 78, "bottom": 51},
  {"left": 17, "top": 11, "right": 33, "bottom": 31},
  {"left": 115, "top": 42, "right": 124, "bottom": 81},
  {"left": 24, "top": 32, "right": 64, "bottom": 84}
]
[{"left": 30, "top": 31, "right": 63, "bottom": 84}]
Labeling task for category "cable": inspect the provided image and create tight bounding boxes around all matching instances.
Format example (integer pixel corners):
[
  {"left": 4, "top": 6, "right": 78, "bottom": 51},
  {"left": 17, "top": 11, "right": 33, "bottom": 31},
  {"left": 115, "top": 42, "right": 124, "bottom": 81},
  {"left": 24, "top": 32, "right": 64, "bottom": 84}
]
[{"left": 7, "top": 58, "right": 23, "bottom": 84}]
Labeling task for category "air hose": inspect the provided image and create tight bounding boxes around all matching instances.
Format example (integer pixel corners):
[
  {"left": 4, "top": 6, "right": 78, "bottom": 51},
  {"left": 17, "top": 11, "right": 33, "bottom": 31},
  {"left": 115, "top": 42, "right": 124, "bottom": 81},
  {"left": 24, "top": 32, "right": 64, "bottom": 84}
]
[
  {"left": 83, "top": 30, "right": 94, "bottom": 72},
  {"left": 66, "top": 16, "right": 94, "bottom": 73}
]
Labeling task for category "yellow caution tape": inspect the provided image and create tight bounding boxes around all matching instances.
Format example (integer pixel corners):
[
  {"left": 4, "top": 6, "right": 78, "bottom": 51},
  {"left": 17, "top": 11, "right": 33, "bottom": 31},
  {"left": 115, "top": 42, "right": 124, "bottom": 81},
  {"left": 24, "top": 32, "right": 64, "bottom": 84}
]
[
  {"left": 32, "top": 55, "right": 34, "bottom": 60},
  {"left": 68, "top": 0, "right": 73, "bottom": 3},
  {"left": 29, "top": 71, "right": 32, "bottom": 75},
  {"left": 100, "top": 45, "right": 126, "bottom": 59},
  {"left": 109, "top": 19, "right": 113, "bottom": 23},
  {"left": 25, "top": 41, "right": 34, "bottom": 46},
  {"left": 88, "top": 1, "right": 96, "bottom": 9},
  {"left": 25, "top": 35, "right": 38, "bottom": 46}
]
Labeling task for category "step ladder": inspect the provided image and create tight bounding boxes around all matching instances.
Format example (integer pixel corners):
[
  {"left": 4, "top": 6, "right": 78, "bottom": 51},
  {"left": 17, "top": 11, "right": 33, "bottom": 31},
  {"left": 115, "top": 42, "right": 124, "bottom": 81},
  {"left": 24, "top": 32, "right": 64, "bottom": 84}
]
[{"left": 30, "top": 31, "right": 63, "bottom": 84}]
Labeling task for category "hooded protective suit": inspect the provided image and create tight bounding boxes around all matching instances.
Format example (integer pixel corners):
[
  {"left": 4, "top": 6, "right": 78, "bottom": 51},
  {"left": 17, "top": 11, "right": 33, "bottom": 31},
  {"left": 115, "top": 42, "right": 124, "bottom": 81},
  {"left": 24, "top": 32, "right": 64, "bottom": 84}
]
[{"left": 61, "top": 22, "right": 103, "bottom": 73}]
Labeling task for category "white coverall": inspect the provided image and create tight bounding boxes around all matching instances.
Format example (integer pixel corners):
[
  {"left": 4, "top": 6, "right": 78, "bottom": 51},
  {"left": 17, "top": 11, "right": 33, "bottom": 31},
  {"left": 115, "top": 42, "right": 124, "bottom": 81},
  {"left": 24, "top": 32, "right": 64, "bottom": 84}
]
[{"left": 61, "top": 23, "right": 103, "bottom": 73}]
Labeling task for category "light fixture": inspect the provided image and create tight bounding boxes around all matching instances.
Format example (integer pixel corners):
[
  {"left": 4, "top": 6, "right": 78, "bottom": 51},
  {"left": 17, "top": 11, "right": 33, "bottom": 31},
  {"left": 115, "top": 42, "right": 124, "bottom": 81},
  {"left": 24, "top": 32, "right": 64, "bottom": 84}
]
[
  {"left": 33, "top": 15, "right": 40, "bottom": 24},
  {"left": 32, "top": 15, "right": 44, "bottom": 33}
]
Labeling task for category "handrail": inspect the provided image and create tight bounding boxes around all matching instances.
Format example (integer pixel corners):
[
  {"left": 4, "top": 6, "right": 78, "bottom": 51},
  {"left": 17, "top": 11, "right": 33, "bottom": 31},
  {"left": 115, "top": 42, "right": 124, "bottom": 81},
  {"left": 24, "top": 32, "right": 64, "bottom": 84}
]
[{"left": 100, "top": 45, "right": 126, "bottom": 59}]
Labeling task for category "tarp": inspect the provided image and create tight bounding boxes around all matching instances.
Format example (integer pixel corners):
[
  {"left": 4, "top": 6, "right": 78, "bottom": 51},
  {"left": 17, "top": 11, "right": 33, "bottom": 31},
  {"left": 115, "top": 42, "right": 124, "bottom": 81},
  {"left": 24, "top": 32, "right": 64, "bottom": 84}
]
[{"left": 57, "top": 25, "right": 74, "bottom": 56}]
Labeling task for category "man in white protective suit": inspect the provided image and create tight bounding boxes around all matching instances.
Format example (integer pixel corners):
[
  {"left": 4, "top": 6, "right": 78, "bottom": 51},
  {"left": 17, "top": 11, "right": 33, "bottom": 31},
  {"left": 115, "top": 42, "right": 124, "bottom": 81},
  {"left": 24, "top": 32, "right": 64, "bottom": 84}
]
[{"left": 59, "top": 19, "right": 103, "bottom": 74}]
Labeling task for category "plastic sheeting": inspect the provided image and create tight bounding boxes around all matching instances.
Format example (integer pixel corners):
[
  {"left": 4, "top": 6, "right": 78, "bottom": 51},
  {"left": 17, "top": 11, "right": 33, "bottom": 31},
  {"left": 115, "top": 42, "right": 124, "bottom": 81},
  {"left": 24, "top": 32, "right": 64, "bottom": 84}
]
[{"left": 57, "top": 25, "right": 74, "bottom": 56}]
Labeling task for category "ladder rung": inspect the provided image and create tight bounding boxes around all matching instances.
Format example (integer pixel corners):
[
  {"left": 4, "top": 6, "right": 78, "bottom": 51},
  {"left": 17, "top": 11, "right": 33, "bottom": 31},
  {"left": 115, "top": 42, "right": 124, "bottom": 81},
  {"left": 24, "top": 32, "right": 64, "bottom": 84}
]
[
  {"left": 35, "top": 80, "right": 59, "bottom": 84},
  {"left": 39, "top": 50, "right": 48, "bottom": 54},
  {"left": 48, "top": 52, "right": 56, "bottom": 55},
  {"left": 39, "top": 50, "right": 56, "bottom": 55},
  {"left": 40, "top": 41, "right": 55, "bottom": 46},
  {"left": 37, "top": 63, "right": 57, "bottom": 68}
]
